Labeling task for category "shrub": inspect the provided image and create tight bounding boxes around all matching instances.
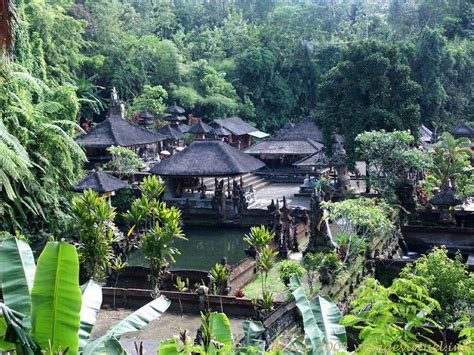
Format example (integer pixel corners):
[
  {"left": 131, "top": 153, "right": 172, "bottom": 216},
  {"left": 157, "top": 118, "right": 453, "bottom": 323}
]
[{"left": 279, "top": 260, "right": 305, "bottom": 286}]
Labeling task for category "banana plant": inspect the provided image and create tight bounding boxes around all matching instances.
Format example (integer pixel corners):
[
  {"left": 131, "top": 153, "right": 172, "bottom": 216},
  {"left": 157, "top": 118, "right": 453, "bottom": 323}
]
[
  {"left": 290, "top": 276, "right": 346, "bottom": 354},
  {"left": 159, "top": 312, "right": 266, "bottom": 354},
  {"left": 0, "top": 236, "right": 171, "bottom": 354}
]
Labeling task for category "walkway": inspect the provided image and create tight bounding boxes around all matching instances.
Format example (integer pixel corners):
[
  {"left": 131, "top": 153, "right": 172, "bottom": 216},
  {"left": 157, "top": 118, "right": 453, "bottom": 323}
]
[{"left": 249, "top": 183, "right": 310, "bottom": 210}]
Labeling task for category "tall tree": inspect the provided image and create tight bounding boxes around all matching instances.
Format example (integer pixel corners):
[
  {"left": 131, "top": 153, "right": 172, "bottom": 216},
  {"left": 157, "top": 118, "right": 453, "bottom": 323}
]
[{"left": 318, "top": 40, "right": 421, "bottom": 159}]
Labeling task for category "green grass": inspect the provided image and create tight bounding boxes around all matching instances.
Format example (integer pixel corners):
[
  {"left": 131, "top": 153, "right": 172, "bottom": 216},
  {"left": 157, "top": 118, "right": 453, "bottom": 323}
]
[{"left": 242, "top": 260, "right": 287, "bottom": 299}]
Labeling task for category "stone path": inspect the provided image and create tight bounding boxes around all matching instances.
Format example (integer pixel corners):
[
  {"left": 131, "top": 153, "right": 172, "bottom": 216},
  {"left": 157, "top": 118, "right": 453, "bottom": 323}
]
[{"left": 249, "top": 183, "right": 310, "bottom": 210}]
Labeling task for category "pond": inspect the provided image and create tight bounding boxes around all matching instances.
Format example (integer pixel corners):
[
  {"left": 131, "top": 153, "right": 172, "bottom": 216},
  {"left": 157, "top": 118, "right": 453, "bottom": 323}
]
[{"left": 127, "top": 226, "right": 249, "bottom": 271}]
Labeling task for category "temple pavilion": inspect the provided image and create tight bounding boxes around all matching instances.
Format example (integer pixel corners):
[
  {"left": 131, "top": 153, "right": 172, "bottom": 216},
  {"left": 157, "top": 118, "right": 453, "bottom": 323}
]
[
  {"left": 72, "top": 169, "right": 129, "bottom": 199},
  {"left": 244, "top": 118, "right": 329, "bottom": 168},
  {"left": 150, "top": 140, "right": 265, "bottom": 205},
  {"left": 163, "top": 102, "right": 187, "bottom": 125},
  {"left": 75, "top": 88, "right": 165, "bottom": 162},
  {"left": 188, "top": 120, "right": 213, "bottom": 139},
  {"left": 211, "top": 117, "right": 268, "bottom": 150}
]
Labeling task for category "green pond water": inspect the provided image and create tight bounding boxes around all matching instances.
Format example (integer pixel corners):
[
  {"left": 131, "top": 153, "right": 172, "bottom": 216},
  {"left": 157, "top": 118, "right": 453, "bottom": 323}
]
[{"left": 127, "top": 226, "right": 249, "bottom": 271}]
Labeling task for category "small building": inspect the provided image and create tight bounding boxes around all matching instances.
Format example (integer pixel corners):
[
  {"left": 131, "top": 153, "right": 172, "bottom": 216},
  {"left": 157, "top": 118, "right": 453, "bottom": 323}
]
[
  {"left": 75, "top": 89, "right": 166, "bottom": 163},
  {"left": 211, "top": 117, "right": 268, "bottom": 150},
  {"left": 452, "top": 121, "right": 474, "bottom": 141},
  {"left": 419, "top": 124, "right": 433, "bottom": 145},
  {"left": 151, "top": 140, "right": 265, "bottom": 199},
  {"left": 72, "top": 170, "right": 129, "bottom": 199},
  {"left": 188, "top": 120, "right": 213, "bottom": 139},
  {"left": 137, "top": 110, "right": 156, "bottom": 127},
  {"left": 159, "top": 123, "right": 185, "bottom": 149},
  {"left": 163, "top": 102, "right": 187, "bottom": 125},
  {"left": 244, "top": 118, "right": 326, "bottom": 169}
]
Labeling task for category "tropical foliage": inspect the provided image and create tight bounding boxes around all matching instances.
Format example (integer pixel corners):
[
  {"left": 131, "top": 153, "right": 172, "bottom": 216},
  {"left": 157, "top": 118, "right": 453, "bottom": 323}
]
[
  {"left": 107, "top": 145, "right": 143, "bottom": 178},
  {"left": 423, "top": 132, "right": 474, "bottom": 200},
  {"left": 341, "top": 277, "right": 441, "bottom": 353},
  {"left": 0, "top": 64, "right": 85, "bottom": 235},
  {"left": 71, "top": 189, "right": 118, "bottom": 282},
  {"left": 290, "top": 276, "right": 347, "bottom": 354},
  {"left": 356, "top": 130, "right": 430, "bottom": 201},
  {"left": 321, "top": 198, "right": 395, "bottom": 263},
  {"left": 0, "top": 234, "right": 170, "bottom": 354},
  {"left": 399, "top": 247, "right": 474, "bottom": 338},
  {"left": 124, "top": 176, "right": 185, "bottom": 290}
]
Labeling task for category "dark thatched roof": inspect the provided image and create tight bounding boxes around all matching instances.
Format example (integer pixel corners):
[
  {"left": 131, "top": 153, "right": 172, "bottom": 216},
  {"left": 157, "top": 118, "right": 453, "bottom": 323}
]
[
  {"left": 165, "top": 103, "right": 185, "bottom": 115},
  {"left": 294, "top": 142, "right": 346, "bottom": 167},
  {"left": 188, "top": 120, "right": 212, "bottom": 134},
  {"left": 139, "top": 110, "right": 155, "bottom": 120},
  {"left": 150, "top": 140, "right": 266, "bottom": 177},
  {"left": 245, "top": 139, "right": 323, "bottom": 155},
  {"left": 72, "top": 171, "right": 129, "bottom": 193},
  {"left": 164, "top": 114, "right": 187, "bottom": 122},
  {"left": 178, "top": 123, "right": 190, "bottom": 133},
  {"left": 212, "top": 117, "right": 260, "bottom": 136},
  {"left": 159, "top": 124, "right": 184, "bottom": 141},
  {"left": 76, "top": 115, "right": 166, "bottom": 148},
  {"left": 429, "top": 189, "right": 462, "bottom": 207},
  {"left": 212, "top": 127, "right": 232, "bottom": 137},
  {"left": 452, "top": 122, "right": 474, "bottom": 137},
  {"left": 274, "top": 117, "right": 324, "bottom": 141}
]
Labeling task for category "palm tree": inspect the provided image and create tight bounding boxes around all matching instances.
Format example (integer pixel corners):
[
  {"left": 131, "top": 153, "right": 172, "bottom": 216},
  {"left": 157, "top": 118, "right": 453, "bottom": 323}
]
[{"left": 432, "top": 132, "right": 472, "bottom": 192}]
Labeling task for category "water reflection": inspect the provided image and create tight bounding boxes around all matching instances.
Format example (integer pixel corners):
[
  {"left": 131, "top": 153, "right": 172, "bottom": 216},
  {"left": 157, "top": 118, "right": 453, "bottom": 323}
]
[{"left": 127, "top": 226, "right": 249, "bottom": 271}]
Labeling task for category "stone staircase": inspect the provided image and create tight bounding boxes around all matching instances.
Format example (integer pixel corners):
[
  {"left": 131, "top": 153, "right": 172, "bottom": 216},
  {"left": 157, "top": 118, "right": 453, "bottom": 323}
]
[{"left": 202, "top": 173, "right": 270, "bottom": 193}]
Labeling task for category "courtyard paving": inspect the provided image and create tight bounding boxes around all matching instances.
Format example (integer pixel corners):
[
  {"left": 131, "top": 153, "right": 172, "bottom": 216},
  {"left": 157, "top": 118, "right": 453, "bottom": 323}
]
[{"left": 249, "top": 183, "right": 310, "bottom": 210}]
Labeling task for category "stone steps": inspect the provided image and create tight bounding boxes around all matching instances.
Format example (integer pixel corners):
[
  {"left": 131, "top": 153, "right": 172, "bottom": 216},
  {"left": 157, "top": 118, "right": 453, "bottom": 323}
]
[{"left": 202, "top": 173, "right": 270, "bottom": 193}]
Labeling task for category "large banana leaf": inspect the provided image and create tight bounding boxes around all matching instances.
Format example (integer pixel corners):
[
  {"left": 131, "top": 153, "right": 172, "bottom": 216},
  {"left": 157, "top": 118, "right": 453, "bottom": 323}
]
[
  {"left": 158, "top": 338, "right": 180, "bottom": 354},
  {"left": 30, "top": 241, "right": 82, "bottom": 354},
  {"left": 208, "top": 312, "right": 233, "bottom": 354},
  {"left": 242, "top": 320, "right": 265, "bottom": 351},
  {"left": 82, "top": 295, "right": 171, "bottom": 354},
  {"left": 0, "top": 237, "right": 36, "bottom": 316},
  {"left": 290, "top": 276, "right": 346, "bottom": 354},
  {"left": 78, "top": 280, "right": 103, "bottom": 352}
]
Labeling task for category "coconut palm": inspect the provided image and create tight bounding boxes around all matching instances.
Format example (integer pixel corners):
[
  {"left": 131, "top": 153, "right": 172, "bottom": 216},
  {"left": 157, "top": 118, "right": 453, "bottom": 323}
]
[{"left": 431, "top": 132, "right": 472, "bottom": 191}]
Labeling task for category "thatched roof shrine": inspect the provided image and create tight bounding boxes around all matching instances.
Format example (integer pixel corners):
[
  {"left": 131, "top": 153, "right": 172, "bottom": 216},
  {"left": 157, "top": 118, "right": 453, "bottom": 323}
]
[
  {"left": 150, "top": 140, "right": 265, "bottom": 177},
  {"left": 163, "top": 114, "right": 187, "bottom": 123},
  {"left": 429, "top": 189, "right": 462, "bottom": 207},
  {"left": 159, "top": 124, "right": 184, "bottom": 141},
  {"left": 165, "top": 103, "right": 185, "bottom": 115},
  {"left": 178, "top": 123, "right": 190, "bottom": 133},
  {"left": 76, "top": 115, "right": 166, "bottom": 148},
  {"left": 212, "top": 127, "right": 232, "bottom": 137},
  {"left": 72, "top": 170, "right": 129, "bottom": 193},
  {"left": 188, "top": 120, "right": 212, "bottom": 134},
  {"left": 76, "top": 89, "right": 165, "bottom": 148},
  {"left": 452, "top": 122, "right": 474, "bottom": 138}
]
